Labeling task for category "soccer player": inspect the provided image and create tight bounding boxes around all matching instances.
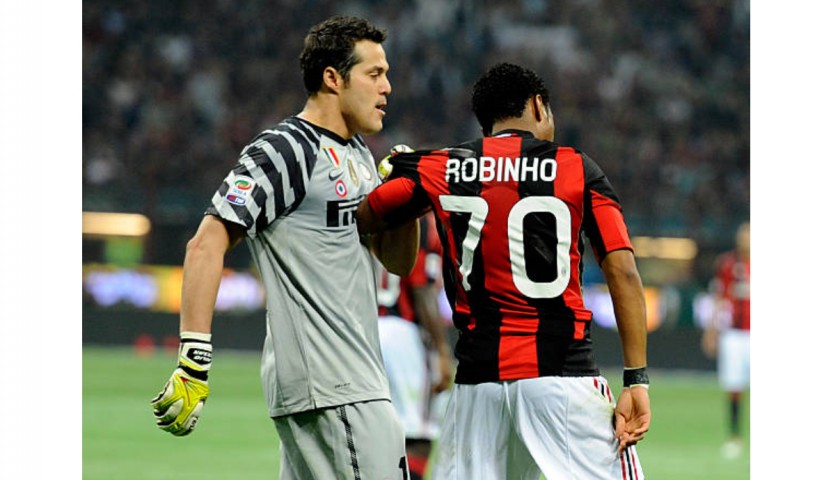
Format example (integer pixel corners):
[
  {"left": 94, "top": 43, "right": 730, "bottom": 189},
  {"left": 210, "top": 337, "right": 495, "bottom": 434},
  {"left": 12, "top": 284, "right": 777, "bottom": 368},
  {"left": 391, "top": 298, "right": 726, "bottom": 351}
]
[
  {"left": 376, "top": 211, "right": 454, "bottom": 480},
  {"left": 702, "top": 221, "right": 750, "bottom": 459},
  {"left": 357, "top": 62, "right": 651, "bottom": 479},
  {"left": 150, "top": 16, "right": 419, "bottom": 480}
]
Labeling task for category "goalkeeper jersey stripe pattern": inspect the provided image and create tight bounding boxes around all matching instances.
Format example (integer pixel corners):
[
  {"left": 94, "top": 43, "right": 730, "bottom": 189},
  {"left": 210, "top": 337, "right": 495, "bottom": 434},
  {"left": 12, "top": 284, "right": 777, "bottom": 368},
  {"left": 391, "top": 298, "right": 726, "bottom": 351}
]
[{"left": 208, "top": 116, "right": 388, "bottom": 417}]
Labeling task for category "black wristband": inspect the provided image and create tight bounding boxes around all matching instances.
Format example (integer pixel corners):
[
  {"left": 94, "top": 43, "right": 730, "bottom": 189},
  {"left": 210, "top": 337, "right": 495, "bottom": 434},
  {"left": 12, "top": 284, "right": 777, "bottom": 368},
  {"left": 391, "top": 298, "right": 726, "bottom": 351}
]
[
  {"left": 179, "top": 364, "right": 209, "bottom": 381},
  {"left": 623, "top": 367, "right": 649, "bottom": 388}
]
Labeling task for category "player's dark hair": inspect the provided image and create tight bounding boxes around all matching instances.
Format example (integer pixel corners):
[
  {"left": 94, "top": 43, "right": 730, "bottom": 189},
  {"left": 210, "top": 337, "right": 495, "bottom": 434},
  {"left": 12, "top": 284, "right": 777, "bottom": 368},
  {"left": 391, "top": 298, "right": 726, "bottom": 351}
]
[
  {"left": 471, "top": 62, "right": 551, "bottom": 136},
  {"left": 300, "top": 16, "right": 387, "bottom": 96}
]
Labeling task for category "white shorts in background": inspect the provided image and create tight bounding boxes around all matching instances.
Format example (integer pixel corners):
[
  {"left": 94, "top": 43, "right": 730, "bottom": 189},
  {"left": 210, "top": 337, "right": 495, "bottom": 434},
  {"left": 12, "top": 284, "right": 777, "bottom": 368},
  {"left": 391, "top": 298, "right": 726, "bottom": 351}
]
[
  {"left": 718, "top": 329, "right": 750, "bottom": 392},
  {"left": 378, "top": 315, "right": 438, "bottom": 440},
  {"left": 431, "top": 376, "right": 644, "bottom": 480}
]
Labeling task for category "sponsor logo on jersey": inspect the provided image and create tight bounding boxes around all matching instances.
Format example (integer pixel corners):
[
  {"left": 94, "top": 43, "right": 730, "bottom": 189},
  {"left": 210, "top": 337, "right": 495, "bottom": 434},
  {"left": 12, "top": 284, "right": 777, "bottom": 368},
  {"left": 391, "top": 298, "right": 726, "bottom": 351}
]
[
  {"left": 328, "top": 169, "right": 343, "bottom": 181},
  {"left": 226, "top": 194, "right": 246, "bottom": 205},
  {"left": 335, "top": 180, "right": 347, "bottom": 198},
  {"left": 224, "top": 175, "right": 254, "bottom": 205},
  {"left": 326, "top": 196, "right": 363, "bottom": 227}
]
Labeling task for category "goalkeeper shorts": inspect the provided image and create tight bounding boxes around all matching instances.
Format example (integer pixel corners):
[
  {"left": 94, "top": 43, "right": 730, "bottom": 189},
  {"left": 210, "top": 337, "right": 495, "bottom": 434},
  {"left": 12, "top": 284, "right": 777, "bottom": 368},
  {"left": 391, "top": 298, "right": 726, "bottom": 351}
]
[{"left": 273, "top": 399, "right": 407, "bottom": 480}]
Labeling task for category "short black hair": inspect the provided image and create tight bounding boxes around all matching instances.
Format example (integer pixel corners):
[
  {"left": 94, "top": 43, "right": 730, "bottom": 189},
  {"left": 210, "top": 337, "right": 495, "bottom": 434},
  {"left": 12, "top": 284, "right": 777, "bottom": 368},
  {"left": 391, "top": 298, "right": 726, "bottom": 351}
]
[
  {"left": 299, "top": 16, "right": 387, "bottom": 96},
  {"left": 471, "top": 62, "right": 550, "bottom": 136}
]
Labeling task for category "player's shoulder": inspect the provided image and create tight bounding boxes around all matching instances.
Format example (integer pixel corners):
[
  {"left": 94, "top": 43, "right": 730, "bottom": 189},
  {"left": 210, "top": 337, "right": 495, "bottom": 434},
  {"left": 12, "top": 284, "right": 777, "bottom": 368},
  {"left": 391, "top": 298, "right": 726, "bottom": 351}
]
[
  {"left": 234, "top": 117, "right": 322, "bottom": 170},
  {"left": 240, "top": 117, "right": 318, "bottom": 149},
  {"left": 515, "top": 136, "right": 584, "bottom": 160}
]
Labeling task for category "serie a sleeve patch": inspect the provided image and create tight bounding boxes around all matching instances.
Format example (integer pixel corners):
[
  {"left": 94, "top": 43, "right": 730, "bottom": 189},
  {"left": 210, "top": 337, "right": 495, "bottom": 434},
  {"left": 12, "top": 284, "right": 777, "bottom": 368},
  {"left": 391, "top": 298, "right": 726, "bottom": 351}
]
[{"left": 224, "top": 175, "right": 255, "bottom": 206}]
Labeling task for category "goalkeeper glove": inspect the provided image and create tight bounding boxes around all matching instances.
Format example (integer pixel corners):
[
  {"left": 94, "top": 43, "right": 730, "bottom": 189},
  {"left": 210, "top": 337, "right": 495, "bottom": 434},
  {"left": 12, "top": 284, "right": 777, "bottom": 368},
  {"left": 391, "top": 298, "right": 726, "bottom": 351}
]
[
  {"left": 377, "top": 144, "right": 414, "bottom": 181},
  {"left": 150, "top": 332, "right": 212, "bottom": 436}
]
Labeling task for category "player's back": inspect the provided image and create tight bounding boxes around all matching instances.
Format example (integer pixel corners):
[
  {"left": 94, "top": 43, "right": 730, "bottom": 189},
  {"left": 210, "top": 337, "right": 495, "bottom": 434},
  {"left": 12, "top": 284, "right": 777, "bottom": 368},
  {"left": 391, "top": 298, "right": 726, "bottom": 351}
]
[{"left": 386, "top": 130, "right": 633, "bottom": 383}]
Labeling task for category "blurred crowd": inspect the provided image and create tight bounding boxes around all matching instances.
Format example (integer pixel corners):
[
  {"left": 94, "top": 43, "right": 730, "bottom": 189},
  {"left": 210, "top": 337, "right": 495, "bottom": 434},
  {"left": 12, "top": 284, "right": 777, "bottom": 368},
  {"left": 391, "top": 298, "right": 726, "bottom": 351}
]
[{"left": 83, "top": 0, "right": 749, "bottom": 272}]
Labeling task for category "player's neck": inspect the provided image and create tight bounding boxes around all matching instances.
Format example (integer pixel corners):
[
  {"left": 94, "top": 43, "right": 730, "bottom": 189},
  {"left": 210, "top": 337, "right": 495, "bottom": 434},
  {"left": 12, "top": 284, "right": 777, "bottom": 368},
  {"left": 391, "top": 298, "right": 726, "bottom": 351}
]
[
  {"left": 299, "top": 95, "right": 353, "bottom": 140},
  {"left": 491, "top": 118, "right": 536, "bottom": 138}
]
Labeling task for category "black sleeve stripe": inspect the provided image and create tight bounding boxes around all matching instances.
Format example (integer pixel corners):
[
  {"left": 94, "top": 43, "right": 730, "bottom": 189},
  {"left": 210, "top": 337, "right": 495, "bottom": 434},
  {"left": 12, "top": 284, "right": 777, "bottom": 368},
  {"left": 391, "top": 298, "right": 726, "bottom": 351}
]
[
  {"left": 580, "top": 152, "right": 620, "bottom": 203},
  {"left": 285, "top": 127, "right": 319, "bottom": 181},
  {"left": 267, "top": 131, "right": 311, "bottom": 215},
  {"left": 253, "top": 138, "right": 293, "bottom": 219}
]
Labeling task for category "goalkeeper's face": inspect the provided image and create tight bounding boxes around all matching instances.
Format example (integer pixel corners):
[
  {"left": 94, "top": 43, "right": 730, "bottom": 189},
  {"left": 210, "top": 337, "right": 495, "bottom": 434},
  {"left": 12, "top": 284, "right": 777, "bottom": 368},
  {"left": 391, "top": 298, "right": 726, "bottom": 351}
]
[{"left": 339, "top": 40, "right": 391, "bottom": 136}]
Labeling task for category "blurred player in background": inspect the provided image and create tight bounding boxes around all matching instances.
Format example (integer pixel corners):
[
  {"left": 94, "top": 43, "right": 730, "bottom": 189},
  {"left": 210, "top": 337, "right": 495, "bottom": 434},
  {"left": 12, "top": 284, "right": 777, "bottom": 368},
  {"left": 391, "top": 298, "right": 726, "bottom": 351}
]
[
  {"left": 702, "top": 221, "right": 750, "bottom": 459},
  {"left": 376, "top": 211, "right": 454, "bottom": 480},
  {"left": 150, "top": 15, "right": 420, "bottom": 479},
  {"left": 358, "top": 62, "right": 651, "bottom": 480}
]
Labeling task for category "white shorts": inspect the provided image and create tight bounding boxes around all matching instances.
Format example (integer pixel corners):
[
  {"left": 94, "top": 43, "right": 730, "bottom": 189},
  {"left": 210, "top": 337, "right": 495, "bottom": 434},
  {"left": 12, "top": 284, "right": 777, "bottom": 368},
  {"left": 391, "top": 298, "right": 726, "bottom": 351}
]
[
  {"left": 431, "top": 376, "right": 644, "bottom": 480},
  {"left": 273, "top": 400, "right": 407, "bottom": 480},
  {"left": 378, "top": 315, "right": 439, "bottom": 440},
  {"left": 718, "top": 329, "right": 750, "bottom": 392}
]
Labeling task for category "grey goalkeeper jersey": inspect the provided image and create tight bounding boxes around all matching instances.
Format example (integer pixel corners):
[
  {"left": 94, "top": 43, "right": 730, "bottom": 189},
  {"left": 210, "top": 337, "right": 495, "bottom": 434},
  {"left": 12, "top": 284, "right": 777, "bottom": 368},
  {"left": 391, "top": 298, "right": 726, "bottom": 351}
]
[{"left": 207, "top": 116, "right": 389, "bottom": 417}]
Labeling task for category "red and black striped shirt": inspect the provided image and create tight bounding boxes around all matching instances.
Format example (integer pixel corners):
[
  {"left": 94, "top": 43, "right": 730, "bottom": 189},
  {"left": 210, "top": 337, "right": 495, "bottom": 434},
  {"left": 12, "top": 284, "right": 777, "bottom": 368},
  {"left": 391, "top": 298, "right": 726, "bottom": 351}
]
[
  {"left": 367, "top": 130, "right": 634, "bottom": 383},
  {"left": 711, "top": 252, "right": 750, "bottom": 331}
]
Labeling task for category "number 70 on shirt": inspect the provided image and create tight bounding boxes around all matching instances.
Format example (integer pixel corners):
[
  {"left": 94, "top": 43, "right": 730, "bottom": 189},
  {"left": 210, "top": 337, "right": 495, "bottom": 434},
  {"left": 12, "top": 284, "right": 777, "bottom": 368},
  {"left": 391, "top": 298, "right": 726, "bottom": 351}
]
[{"left": 439, "top": 194, "right": 573, "bottom": 299}]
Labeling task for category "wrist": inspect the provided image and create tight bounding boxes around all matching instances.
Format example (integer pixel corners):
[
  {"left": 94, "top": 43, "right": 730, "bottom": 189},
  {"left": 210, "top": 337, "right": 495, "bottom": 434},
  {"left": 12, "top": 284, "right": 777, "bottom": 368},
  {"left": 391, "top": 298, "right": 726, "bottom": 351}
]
[
  {"left": 178, "top": 331, "right": 213, "bottom": 380},
  {"left": 623, "top": 366, "right": 649, "bottom": 389}
]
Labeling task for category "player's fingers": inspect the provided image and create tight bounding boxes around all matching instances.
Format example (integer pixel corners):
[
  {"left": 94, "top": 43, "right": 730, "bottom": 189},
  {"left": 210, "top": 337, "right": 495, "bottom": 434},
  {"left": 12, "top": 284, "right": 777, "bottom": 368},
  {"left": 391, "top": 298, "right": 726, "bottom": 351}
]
[
  {"left": 173, "top": 401, "right": 205, "bottom": 436},
  {"left": 154, "top": 399, "right": 184, "bottom": 423},
  {"left": 150, "top": 380, "right": 175, "bottom": 406},
  {"left": 624, "top": 422, "right": 649, "bottom": 444},
  {"left": 618, "top": 434, "right": 632, "bottom": 453},
  {"left": 628, "top": 415, "right": 651, "bottom": 434},
  {"left": 614, "top": 414, "right": 627, "bottom": 439}
]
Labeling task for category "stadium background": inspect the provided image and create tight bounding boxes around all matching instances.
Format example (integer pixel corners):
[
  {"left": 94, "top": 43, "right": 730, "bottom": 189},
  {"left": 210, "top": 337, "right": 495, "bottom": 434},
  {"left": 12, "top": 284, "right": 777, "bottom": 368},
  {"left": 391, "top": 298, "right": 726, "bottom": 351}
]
[{"left": 81, "top": 0, "right": 750, "bottom": 478}]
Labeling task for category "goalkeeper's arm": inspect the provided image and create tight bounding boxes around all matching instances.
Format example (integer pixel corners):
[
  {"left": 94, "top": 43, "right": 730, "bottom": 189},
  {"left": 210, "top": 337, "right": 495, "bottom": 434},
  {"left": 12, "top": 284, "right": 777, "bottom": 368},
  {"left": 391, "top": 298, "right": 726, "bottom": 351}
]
[{"left": 150, "top": 215, "right": 244, "bottom": 436}]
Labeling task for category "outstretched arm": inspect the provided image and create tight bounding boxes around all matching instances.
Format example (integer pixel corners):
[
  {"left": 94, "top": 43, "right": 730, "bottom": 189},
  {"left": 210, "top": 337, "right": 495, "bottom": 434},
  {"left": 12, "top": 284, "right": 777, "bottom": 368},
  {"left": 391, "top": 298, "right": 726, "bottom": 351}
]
[{"left": 601, "top": 248, "right": 650, "bottom": 453}]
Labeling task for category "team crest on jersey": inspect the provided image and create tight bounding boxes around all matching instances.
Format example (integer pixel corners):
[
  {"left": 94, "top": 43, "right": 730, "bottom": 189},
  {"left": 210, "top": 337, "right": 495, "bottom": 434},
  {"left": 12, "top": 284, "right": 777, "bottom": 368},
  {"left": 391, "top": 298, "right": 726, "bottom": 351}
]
[
  {"left": 335, "top": 180, "right": 348, "bottom": 198},
  {"left": 225, "top": 175, "right": 254, "bottom": 206},
  {"left": 347, "top": 159, "right": 359, "bottom": 186}
]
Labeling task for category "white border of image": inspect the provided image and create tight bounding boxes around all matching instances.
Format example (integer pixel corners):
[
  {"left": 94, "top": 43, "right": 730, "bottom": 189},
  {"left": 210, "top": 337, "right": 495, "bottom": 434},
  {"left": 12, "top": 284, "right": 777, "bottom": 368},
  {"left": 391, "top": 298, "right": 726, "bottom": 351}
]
[{"left": 0, "top": 1, "right": 80, "bottom": 477}]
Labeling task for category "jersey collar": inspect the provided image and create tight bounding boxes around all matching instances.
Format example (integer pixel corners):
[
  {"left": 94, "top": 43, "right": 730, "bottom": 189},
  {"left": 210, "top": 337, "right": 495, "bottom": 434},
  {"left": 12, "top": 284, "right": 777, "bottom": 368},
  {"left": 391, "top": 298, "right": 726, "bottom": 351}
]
[
  {"left": 491, "top": 129, "right": 535, "bottom": 139},
  {"left": 292, "top": 116, "right": 354, "bottom": 146}
]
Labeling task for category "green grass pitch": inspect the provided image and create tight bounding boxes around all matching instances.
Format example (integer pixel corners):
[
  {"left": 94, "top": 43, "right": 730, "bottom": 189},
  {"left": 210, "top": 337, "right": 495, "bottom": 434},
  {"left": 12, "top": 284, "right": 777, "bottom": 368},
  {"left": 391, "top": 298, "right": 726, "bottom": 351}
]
[{"left": 83, "top": 346, "right": 749, "bottom": 479}]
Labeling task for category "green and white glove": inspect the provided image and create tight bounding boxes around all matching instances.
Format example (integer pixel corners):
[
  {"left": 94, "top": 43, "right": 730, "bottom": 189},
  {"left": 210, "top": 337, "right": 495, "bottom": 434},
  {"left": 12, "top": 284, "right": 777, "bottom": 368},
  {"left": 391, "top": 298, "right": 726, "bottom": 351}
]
[
  {"left": 151, "top": 332, "right": 212, "bottom": 436},
  {"left": 377, "top": 144, "right": 414, "bottom": 181}
]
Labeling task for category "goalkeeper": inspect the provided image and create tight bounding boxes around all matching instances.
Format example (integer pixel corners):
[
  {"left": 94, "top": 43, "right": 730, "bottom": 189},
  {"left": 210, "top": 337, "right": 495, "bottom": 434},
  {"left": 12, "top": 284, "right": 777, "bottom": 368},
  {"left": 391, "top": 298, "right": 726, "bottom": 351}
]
[{"left": 151, "top": 15, "right": 420, "bottom": 479}]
